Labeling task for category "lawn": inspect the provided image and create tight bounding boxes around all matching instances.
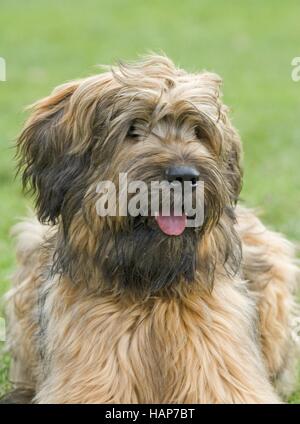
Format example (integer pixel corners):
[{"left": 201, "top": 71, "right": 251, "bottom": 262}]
[{"left": 0, "top": 0, "right": 299, "bottom": 402}]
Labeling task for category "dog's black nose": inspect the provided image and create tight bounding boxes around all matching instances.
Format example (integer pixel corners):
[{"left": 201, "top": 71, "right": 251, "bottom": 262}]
[{"left": 165, "top": 166, "right": 200, "bottom": 186}]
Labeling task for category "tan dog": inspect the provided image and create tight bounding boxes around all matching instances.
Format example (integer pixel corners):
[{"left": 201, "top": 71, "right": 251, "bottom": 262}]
[{"left": 4, "top": 55, "right": 299, "bottom": 403}]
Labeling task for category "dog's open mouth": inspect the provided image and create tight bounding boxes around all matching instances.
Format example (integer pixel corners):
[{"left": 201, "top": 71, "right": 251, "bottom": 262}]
[
  {"left": 131, "top": 208, "right": 199, "bottom": 237},
  {"left": 155, "top": 212, "right": 187, "bottom": 236}
]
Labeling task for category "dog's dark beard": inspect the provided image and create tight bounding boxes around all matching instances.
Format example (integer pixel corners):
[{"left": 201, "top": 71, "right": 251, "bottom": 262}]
[
  {"left": 51, "top": 202, "right": 241, "bottom": 296},
  {"left": 100, "top": 219, "right": 199, "bottom": 294}
]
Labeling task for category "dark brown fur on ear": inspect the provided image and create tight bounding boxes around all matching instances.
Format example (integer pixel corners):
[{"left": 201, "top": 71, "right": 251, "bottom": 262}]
[
  {"left": 224, "top": 127, "right": 243, "bottom": 204},
  {"left": 17, "top": 81, "right": 87, "bottom": 224},
  {"left": 200, "top": 73, "right": 243, "bottom": 204}
]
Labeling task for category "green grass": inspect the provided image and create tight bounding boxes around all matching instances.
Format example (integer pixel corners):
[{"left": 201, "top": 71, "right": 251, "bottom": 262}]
[{"left": 0, "top": 0, "right": 299, "bottom": 401}]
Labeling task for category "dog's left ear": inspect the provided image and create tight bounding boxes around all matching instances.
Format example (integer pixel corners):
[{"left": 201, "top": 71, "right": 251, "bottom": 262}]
[
  {"left": 17, "top": 80, "right": 87, "bottom": 224},
  {"left": 224, "top": 127, "right": 243, "bottom": 204},
  {"left": 200, "top": 72, "right": 243, "bottom": 203}
]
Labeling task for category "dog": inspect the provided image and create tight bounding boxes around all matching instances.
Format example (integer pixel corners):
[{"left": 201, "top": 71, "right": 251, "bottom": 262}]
[{"left": 3, "top": 55, "right": 299, "bottom": 403}]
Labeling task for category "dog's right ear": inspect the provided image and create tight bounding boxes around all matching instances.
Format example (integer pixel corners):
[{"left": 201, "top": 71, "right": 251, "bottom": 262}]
[{"left": 17, "top": 81, "right": 81, "bottom": 224}]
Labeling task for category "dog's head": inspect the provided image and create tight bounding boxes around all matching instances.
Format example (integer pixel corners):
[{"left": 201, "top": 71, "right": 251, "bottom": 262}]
[{"left": 18, "top": 55, "right": 243, "bottom": 295}]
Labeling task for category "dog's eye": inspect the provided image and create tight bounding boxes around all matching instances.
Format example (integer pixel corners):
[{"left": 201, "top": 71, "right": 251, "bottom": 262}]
[
  {"left": 194, "top": 126, "right": 207, "bottom": 141},
  {"left": 127, "top": 125, "right": 139, "bottom": 139}
]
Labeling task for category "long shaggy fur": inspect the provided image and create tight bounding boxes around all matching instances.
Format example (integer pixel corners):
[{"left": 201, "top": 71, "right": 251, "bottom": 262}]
[{"left": 3, "top": 55, "right": 299, "bottom": 403}]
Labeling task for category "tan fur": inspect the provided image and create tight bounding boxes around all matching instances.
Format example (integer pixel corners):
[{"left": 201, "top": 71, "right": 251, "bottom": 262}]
[
  {"left": 5, "top": 218, "right": 50, "bottom": 387},
  {"left": 6, "top": 207, "right": 299, "bottom": 403},
  {"left": 4, "top": 55, "right": 299, "bottom": 403},
  {"left": 236, "top": 207, "right": 299, "bottom": 397}
]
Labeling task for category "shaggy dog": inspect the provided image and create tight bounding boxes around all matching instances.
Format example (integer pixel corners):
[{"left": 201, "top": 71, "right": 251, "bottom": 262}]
[{"left": 3, "top": 55, "right": 299, "bottom": 403}]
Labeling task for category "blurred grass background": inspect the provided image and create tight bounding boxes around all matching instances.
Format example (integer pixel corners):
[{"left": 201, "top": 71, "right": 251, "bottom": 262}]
[{"left": 0, "top": 0, "right": 299, "bottom": 402}]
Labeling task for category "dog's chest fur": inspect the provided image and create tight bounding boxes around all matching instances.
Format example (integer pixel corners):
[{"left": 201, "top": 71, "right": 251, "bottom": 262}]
[{"left": 34, "top": 274, "right": 270, "bottom": 403}]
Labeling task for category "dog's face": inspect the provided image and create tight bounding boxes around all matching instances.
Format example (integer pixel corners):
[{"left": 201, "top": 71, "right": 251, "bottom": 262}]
[{"left": 18, "top": 55, "right": 242, "bottom": 295}]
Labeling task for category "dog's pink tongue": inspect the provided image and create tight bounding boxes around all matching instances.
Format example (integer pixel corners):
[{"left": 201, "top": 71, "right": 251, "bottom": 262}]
[{"left": 155, "top": 213, "right": 187, "bottom": 236}]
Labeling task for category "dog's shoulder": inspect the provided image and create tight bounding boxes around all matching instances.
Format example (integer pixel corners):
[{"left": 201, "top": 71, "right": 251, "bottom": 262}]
[
  {"left": 235, "top": 204, "right": 299, "bottom": 291},
  {"left": 11, "top": 215, "right": 56, "bottom": 267}
]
